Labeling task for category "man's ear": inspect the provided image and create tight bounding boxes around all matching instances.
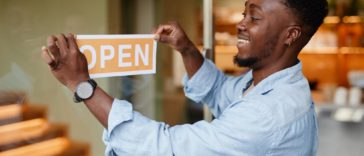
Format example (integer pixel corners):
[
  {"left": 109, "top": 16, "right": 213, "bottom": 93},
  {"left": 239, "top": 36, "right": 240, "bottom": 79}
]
[{"left": 285, "top": 25, "right": 301, "bottom": 46}]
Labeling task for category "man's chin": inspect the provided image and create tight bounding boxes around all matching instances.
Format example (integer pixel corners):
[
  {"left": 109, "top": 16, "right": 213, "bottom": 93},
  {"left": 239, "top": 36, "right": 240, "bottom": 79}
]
[{"left": 233, "top": 55, "right": 258, "bottom": 68}]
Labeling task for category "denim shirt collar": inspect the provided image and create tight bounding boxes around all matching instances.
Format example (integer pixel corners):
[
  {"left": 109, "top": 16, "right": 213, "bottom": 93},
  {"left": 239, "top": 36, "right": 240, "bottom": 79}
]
[{"left": 242, "top": 61, "right": 304, "bottom": 96}]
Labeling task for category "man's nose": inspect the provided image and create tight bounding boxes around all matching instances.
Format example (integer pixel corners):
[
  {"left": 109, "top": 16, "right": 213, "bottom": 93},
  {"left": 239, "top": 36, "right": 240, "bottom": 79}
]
[{"left": 236, "top": 19, "right": 247, "bottom": 31}]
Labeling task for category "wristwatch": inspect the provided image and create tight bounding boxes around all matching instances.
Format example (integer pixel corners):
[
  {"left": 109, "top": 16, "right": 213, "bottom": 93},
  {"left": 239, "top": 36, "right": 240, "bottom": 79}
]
[{"left": 73, "top": 79, "right": 97, "bottom": 103}]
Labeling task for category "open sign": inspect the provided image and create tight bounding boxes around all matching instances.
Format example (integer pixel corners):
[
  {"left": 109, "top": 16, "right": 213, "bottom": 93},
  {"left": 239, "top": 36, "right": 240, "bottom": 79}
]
[{"left": 76, "top": 35, "right": 157, "bottom": 78}]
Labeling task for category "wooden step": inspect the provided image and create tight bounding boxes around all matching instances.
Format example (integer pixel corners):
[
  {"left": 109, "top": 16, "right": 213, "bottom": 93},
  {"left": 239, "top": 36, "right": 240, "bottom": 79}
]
[
  {"left": 59, "top": 141, "right": 90, "bottom": 156},
  {"left": 0, "top": 91, "right": 28, "bottom": 106},
  {"left": 0, "top": 104, "right": 46, "bottom": 126},
  {"left": 0, "top": 119, "right": 67, "bottom": 151},
  {"left": 0, "top": 137, "right": 89, "bottom": 156}
]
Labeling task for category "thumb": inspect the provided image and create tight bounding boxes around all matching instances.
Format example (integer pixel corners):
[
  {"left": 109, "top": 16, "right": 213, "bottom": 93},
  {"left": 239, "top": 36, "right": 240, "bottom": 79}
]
[{"left": 41, "top": 46, "right": 58, "bottom": 70}]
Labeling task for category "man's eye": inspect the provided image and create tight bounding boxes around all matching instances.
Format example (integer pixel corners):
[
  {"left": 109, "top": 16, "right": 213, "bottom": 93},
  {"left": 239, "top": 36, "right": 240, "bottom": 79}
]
[{"left": 251, "top": 16, "right": 260, "bottom": 21}]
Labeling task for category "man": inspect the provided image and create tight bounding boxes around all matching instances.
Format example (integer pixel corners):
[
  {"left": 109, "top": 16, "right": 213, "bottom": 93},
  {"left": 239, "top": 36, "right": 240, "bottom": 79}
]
[{"left": 41, "top": 0, "right": 328, "bottom": 155}]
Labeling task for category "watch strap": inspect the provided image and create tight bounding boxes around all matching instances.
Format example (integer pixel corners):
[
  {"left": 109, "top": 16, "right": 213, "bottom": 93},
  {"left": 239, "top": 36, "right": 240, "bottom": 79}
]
[
  {"left": 73, "top": 92, "right": 83, "bottom": 103},
  {"left": 88, "top": 79, "right": 97, "bottom": 90}
]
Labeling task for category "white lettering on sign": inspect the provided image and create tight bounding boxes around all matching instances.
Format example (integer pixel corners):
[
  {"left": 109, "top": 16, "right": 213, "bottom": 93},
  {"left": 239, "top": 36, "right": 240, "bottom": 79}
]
[
  {"left": 79, "top": 44, "right": 150, "bottom": 69},
  {"left": 135, "top": 44, "right": 149, "bottom": 66},
  {"left": 76, "top": 34, "right": 157, "bottom": 78},
  {"left": 100, "top": 45, "right": 115, "bottom": 68},
  {"left": 118, "top": 44, "right": 132, "bottom": 67}
]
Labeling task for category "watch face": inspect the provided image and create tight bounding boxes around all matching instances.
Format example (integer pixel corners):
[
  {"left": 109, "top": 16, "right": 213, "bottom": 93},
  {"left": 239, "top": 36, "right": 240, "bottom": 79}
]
[{"left": 77, "top": 82, "right": 94, "bottom": 99}]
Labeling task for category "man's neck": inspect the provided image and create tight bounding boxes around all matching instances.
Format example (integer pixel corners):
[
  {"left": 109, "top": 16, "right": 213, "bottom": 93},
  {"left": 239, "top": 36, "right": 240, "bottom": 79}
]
[{"left": 251, "top": 58, "right": 298, "bottom": 85}]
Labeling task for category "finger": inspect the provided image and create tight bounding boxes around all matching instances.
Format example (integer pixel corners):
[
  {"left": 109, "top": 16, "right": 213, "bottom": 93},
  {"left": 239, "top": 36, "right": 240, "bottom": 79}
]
[
  {"left": 153, "top": 34, "right": 160, "bottom": 41},
  {"left": 154, "top": 25, "right": 173, "bottom": 41},
  {"left": 47, "top": 35, "right": 60, "bottom": 63},
  {"left": 41, "top": 46, "right": 58, "bottom": 70},
  {"left": 66, "top": 33, "right": 79, "bottom": 54},
  {"left": 158, "top": 34, "right": 174, "bottom": 44},
  {"left": 154, "top": 25, "right": 173, "bottom": 35},
  {"left": 152, "top": 28, "right": 159, "bottom": 40},
  {"left": 41, "top": 46, "right": 53, "bottom": 64},
  {"left": 56, "top": 33, "right": 69, "bottom": 57}
]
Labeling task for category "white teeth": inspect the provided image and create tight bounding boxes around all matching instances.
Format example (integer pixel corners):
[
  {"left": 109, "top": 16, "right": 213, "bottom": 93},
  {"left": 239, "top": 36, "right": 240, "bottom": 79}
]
[{"left": 237, "top": 39, "right": 250, "bottom": 44}]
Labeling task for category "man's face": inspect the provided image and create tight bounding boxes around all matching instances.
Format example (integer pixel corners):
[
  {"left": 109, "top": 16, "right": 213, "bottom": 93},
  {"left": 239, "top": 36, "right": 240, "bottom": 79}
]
[{"left": 235, "top": 0, "right": 294, "bottom": 68}]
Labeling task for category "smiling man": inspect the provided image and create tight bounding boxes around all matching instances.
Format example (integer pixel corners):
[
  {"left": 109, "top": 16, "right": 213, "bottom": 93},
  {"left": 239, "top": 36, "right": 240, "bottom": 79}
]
[{"left": 41, "top": 0, "right": 328, "bottom": 155}]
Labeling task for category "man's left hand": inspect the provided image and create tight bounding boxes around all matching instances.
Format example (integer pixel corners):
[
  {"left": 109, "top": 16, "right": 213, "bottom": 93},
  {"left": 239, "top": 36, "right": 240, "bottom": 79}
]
[{"left": 41, "top": 33, "right": 90, "bottom": 92}]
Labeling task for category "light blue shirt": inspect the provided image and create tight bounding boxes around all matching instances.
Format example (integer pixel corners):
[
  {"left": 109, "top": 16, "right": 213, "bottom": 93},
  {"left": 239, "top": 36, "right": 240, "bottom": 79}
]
[{"left": 103, "top": 59, "right": 318, "bottom": 156}]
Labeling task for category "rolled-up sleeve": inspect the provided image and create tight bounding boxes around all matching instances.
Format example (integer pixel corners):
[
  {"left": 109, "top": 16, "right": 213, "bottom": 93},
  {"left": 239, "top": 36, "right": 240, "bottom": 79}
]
[
  {"left": 102, "top": 98, "right": 274, "bottom": 156},
  {"left": 103, "top": 99, "right": 173, "bottom": 155},
  {"left": 183, "top": 59, "right": 232, "bottom": 117}
]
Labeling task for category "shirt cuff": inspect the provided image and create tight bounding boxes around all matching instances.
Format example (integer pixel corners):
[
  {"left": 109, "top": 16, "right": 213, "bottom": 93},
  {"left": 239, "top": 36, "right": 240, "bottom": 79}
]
[
  {"left": 183, "top": 58, "right": 218, "bottom": 102},
  {"left": 104, "top": 99, "right": 133, "bottom": 139}
]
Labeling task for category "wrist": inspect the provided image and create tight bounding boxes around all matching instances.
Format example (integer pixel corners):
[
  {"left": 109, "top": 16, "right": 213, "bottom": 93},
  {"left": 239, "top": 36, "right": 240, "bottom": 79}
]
[
  {"left": 180, "top": 42, "right": 198, "bottom": 57},
  {"left": 67, "top": 77, "right": 90, "bottom": 92},
  {"left": 66, "top": 82, "right": 78, "bottom": 92}
]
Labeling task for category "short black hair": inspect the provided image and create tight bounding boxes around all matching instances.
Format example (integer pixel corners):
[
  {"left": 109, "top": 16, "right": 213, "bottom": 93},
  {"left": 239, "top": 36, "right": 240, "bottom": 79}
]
[{"left": 283, "top": 0, "right": 329, "bottom": 36}]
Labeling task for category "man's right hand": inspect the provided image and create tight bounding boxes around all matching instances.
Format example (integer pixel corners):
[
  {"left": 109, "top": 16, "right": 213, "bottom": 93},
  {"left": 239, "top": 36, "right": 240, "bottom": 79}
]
[{"left": 154, "top": 21, "right": 197, "bottom": 55}]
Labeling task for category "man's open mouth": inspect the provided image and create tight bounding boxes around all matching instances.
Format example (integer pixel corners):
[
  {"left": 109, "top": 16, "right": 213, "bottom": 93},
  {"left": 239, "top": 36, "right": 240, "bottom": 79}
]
[{"left": 237, "top": 39, "right": 250, "bottom": 44}]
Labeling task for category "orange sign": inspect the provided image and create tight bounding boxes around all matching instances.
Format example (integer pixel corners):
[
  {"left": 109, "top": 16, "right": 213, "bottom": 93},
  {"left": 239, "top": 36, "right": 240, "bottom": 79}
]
[{"left": 76, "top": 35, "right": 157, "bottom": 78}]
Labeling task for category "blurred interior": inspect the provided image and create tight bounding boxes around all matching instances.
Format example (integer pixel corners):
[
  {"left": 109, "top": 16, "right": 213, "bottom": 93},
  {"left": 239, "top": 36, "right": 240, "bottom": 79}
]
[{"left": 0, "top": 0, "right": 363, "bottom": 155}]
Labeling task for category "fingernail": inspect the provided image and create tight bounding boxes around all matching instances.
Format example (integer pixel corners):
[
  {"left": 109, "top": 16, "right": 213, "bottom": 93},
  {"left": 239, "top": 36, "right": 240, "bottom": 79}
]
[
  {"left": 41, "top": 46, "right": 46, "bottom": 50},
  {"left": 154, "top": 34, "right": 160, "bottom": 41},
  {"left": 72, "top": 33, "right": 77, "bottom": 39}
]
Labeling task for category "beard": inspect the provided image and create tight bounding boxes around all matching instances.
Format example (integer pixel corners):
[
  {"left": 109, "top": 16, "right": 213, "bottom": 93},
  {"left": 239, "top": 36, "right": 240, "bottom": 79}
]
[
  {"left": 233, "top": 55, "right": 259, "bottom": 67},
  {"left": 234, "top": 35, "right": 279, "bottom": 68}
]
